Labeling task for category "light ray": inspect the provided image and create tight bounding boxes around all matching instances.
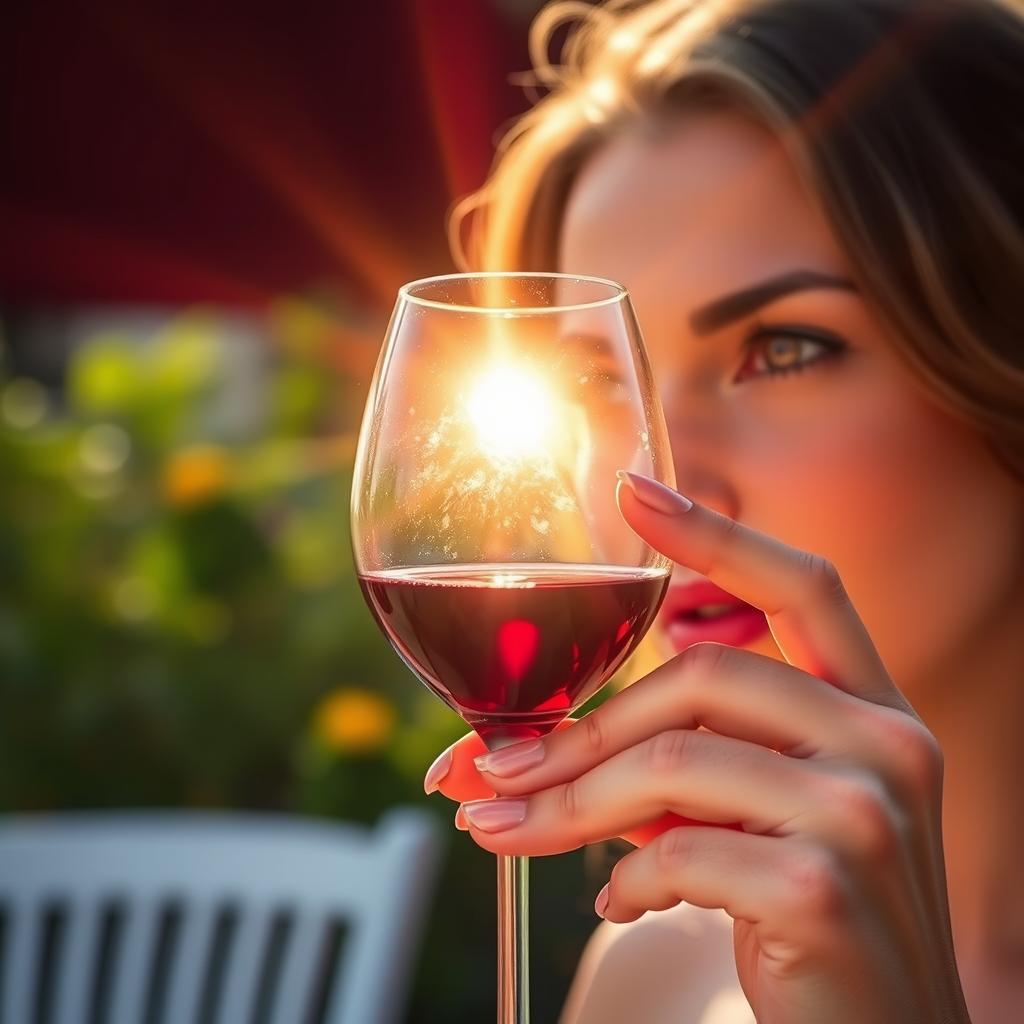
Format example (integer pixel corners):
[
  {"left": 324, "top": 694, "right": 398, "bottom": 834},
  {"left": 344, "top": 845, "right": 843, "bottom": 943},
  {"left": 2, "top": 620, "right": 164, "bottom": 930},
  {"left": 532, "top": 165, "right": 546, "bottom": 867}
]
[
  {"left": 410, "top": 0, "right": 510, "bottom": 204},
  {"left": 97, "top": 5, "right": 417, "bottom": 309}
]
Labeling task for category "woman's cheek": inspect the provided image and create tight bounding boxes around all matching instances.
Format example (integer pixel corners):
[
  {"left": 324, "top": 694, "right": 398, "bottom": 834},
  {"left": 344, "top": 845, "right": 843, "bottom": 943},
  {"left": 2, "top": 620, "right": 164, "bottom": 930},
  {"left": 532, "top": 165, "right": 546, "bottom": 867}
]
[
  {"left": 737, "top": 393, "right": 950, "bottom": 684},
  {"left": 741, "top": 384, "right": 1016, "bottom": 692}
]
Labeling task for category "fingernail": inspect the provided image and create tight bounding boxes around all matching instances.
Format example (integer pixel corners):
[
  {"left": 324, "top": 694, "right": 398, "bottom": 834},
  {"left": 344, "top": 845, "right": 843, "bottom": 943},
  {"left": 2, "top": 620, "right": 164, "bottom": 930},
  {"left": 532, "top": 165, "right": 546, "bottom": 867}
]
[
  {"left": 474, "top": 738, "right": 545, "bottom": 778},
  {"left": 594, "top": 883, "right": 610, "bottom": 919},
  {"left": 424, "top": 747, "right": 453, "bottom": 794},
  {"left": 461, "top": 798, "right": 528, "bottom": 833},
  {"left": 616, "top": 470, "right": 693, "bottom": 516},
  {"left": 455, "top": 806, "right": 469, "bottom": 831}
]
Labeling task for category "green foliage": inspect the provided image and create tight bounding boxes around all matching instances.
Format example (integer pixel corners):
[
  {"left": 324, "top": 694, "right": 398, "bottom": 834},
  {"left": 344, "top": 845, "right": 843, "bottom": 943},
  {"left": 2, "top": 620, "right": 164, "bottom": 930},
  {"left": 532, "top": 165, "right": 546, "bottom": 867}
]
[{"left": 0, "top": 307, "right": 605, "bottom": 1022}]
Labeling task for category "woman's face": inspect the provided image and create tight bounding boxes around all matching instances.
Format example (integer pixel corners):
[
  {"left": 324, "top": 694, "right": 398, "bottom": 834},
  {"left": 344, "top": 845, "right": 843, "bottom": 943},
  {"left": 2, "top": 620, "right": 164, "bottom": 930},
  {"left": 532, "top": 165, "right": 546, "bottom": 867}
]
[{"left": 558, "top": 109, "right": 1024, "bottom": 697}]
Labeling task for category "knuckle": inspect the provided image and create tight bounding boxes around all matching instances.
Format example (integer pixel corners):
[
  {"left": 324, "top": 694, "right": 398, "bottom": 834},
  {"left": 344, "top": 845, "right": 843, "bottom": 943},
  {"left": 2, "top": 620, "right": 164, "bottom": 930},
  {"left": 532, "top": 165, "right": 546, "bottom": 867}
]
[
  {"left": 798, "top": 551, "right": 848, "bottom": 607},
  {"left": 877, "top": 711, "right": 944, "bottom": 793},
  {"left": 824, "top": 773, "right": 898, "bottom": 863},
  {"left": 703, "top": 513, "right": 742, "bottom": 577},
  {"left": 646, "top": 729, "right": 694, "bottom": 778},
  {"left": 786, "top": 846, "right": 847, "bottom": 922},
  {"left": 677, "top": 639, "right": 730, "bottom": 679},
  {"left": 673, "top": 642, "right": 749, "bottom": 720},
  {"left": 556, "top": 778, "right": 580, "bottom": 824},
  {"left": 653, "top": 826, "right": 695, "bottom": 879},
  {"left": 581, "top": 710, "right": 608, "bottom": 760}
]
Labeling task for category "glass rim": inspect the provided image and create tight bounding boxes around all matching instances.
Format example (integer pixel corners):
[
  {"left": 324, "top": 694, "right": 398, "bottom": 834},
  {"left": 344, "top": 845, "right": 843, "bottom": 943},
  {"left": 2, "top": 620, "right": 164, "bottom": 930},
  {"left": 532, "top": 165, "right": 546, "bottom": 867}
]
[{"left": 398, "top": 271, "right": 628, "bottom": 315}]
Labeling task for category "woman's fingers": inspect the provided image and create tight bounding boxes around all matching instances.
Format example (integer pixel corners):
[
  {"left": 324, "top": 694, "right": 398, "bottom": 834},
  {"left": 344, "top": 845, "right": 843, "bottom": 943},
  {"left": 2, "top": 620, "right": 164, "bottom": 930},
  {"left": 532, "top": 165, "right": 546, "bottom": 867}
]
[
  {"left": 598, "top": 825, "right": 835, "bottom": 940},
  {"left": 439, "top": 643, "right": 934, "bottom": 810},
  {"left": 425, "top": 731, "right": 491, "bottom": 801},
  {"left": 474, "top": 643, "right": 871, "bottom": 800},
  {"left": 617, "top": 472, "right": 905, "bottom": 710},
  {"left": 428, "top": 719, "right": 577, "bottom": 802},
  {"left": 460, "top": 729, "right": 824, "bottom": 857}
]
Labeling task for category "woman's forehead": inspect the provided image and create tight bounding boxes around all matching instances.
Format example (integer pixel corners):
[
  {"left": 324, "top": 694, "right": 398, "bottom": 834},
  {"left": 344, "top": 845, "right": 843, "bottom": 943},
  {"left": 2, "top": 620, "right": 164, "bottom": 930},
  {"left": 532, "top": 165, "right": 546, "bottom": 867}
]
[{"left": 558, "top": 108, "right": 850, "bottom": 297}]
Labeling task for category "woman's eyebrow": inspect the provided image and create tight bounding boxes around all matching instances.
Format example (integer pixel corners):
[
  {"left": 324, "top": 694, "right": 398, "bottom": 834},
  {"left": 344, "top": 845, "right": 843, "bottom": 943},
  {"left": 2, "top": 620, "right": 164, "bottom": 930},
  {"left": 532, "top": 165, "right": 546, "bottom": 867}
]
[{"left": 689, "top": 270, "right": 856, "bottom": 336}]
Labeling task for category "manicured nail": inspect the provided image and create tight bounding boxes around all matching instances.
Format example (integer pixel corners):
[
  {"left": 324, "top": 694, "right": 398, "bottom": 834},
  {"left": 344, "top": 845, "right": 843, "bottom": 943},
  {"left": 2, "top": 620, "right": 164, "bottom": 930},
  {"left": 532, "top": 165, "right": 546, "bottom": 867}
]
[
  {"left": 461, "top": 798, "right": 528, "bottom": 833},
  {"left": 616, "top": 470, "right": 693, "bottom": 516},
  {"left": 594, "top": 883, "right": 610, "bottom": 919},
  {"left": 455, "top": 806, "right": 469, "bottom": 831},
  {"left": 474, "top": 738, "right": 545, "bottom": 778},
  {"left": 424, "top": 747, "right": 453, "bottom": 794}
]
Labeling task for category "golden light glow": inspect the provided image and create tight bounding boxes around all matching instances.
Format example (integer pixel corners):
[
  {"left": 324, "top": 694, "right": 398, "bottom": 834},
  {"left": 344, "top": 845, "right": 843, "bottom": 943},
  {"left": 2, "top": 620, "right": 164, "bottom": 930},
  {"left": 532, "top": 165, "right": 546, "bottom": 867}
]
[
  {"left": 608, "top": 30, "right": 639, "bottom": 53},
  {"left": 582, "top": 75, "right": 621, "bottom": 124},
  {"left": 587, "top": 75, "right": 619, "bottom": 107},
  {"left": 489, "top": 571, "right": 535, "bottom": 589},
  {"left": 465, "top": 364, "right": 556, "bottom": 461}
]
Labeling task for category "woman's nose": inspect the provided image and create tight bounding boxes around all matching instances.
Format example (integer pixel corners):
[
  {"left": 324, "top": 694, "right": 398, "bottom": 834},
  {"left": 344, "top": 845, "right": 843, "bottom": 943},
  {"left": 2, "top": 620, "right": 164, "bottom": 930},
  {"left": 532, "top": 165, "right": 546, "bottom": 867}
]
[
  {"left": 663, "top": 408, "right": 739, "bottom": 522},
  {"left": 668, "top": 460, "right": 739, "bottom": 522}
]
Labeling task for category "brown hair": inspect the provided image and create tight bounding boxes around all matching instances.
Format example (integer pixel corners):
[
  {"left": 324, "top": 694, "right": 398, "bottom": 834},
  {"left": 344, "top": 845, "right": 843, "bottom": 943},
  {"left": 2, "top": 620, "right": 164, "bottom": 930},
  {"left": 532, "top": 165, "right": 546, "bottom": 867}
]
[{"left": 450, "top": 0, "right": 1024, "bottom": 479}]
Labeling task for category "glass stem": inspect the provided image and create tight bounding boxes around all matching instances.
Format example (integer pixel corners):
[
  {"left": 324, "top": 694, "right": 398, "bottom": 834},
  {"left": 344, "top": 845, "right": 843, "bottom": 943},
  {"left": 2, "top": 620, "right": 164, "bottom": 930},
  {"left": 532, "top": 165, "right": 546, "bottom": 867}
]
[{"left": 497, "top": 853, "right": 530, "bottom": 1023}]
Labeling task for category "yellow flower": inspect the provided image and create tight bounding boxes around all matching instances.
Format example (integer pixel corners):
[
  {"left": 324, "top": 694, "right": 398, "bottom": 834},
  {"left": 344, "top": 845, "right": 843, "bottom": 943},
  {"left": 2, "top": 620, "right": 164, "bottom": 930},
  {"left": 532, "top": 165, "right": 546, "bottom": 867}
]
[
  {"left": 313, "top": 687, "right": 396, "bottom": 754},
  {"left": 162, "top": 445, "right": 230, "bottom": 507}
]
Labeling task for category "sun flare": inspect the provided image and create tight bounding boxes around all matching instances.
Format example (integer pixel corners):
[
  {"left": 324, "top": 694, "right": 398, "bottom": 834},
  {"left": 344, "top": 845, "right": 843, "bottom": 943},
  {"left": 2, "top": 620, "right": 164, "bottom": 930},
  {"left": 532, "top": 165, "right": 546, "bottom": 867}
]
[{"left": 465, "top": 364, "right": 556, "bottom": 460}]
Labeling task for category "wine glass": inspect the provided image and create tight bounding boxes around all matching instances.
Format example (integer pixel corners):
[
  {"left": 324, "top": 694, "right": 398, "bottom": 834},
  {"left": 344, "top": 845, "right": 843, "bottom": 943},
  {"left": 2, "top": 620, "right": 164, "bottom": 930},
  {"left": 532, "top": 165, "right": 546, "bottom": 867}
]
[{"left": 350, "top": 272, "right": 674, "bottom": 1023}]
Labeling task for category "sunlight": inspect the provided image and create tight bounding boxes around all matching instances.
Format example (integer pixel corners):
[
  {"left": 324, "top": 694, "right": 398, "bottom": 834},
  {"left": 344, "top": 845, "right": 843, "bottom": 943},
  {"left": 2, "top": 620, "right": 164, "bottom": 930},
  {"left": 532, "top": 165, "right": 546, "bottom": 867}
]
[{"left": 465, "top": 363, "right": 556, "bottom": 461}]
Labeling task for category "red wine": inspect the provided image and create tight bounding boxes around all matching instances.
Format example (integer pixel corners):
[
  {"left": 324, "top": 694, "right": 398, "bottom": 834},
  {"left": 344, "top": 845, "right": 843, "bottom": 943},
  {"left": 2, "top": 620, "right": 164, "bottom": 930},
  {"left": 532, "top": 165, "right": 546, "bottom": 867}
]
[{"left": 358, "top": 563, "right": 669, "bottom": 747}]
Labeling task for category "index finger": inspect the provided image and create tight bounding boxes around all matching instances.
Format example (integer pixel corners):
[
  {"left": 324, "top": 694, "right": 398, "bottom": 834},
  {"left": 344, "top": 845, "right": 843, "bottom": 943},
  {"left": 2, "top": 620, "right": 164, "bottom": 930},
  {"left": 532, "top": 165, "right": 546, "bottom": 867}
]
[
  {"left": 429, "top": 719, "right": 578, "bottom": 803},
  {"left": 617, "top": 471, "right": 906, "bottom": 709}
]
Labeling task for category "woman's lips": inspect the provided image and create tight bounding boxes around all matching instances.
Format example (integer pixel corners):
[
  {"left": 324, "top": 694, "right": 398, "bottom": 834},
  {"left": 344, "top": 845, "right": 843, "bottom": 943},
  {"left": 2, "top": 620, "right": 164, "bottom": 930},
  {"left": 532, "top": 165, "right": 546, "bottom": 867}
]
[{"left": 659, "top": 579, "right": 770, "bottom": 652}]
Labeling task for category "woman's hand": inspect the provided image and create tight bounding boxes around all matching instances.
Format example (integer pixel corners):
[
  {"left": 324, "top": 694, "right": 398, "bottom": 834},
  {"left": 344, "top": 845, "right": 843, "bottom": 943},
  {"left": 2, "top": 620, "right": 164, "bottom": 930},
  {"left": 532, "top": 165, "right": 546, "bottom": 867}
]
[{"left": 424, "top": 472, "right": 971, "bottom": 1024}]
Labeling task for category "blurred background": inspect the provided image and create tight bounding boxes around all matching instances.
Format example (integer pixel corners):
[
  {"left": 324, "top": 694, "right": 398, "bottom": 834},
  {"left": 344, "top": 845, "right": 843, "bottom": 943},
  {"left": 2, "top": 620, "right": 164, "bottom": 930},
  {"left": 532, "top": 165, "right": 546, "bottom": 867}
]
[{"left": 1, "top": 1, "right": 637, "bottom": 1020}]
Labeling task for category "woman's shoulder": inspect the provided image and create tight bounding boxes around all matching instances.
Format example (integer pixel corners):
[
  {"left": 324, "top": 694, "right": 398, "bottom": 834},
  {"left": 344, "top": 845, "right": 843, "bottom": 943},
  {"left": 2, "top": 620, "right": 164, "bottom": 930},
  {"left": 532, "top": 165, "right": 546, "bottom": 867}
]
[{"left": 560, "top": 902, "right": 754, "bottom": 1024}]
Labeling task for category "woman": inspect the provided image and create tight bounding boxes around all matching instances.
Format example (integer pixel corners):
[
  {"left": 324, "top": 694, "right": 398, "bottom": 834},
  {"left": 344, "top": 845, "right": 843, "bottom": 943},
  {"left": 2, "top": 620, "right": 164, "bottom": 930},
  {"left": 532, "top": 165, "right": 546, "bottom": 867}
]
[{"left": 423, "top": 1, "right": 1024, "bottom": 1020}]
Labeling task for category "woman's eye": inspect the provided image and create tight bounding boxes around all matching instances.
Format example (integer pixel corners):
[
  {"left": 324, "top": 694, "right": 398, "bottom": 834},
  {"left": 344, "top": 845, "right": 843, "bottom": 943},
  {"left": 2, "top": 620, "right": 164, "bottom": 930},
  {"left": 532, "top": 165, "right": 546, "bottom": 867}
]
[{"left": 735, "top": 327, "right": 846, "bottom": 382}]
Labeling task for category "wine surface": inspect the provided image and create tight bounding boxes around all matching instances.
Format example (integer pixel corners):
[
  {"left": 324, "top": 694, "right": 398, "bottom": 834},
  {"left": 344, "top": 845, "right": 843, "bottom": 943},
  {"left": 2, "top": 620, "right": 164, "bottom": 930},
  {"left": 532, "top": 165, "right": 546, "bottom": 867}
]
[{"left": 358, "top": 563, "right": 669, "bottom": 747}]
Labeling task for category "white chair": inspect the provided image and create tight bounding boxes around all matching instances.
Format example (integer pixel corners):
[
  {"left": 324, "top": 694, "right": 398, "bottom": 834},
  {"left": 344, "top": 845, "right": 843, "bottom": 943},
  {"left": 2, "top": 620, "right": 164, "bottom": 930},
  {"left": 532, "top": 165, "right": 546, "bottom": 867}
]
[{"left": 0, "top": 808, "right": 441, "bottom": 1024}]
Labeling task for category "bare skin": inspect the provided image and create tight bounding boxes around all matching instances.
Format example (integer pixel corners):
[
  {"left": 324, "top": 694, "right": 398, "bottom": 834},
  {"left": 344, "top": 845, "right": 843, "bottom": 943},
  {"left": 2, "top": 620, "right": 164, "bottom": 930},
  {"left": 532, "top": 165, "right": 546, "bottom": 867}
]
[{"left": 426, "top": 111, "right": 1024, "bottom": 1022}]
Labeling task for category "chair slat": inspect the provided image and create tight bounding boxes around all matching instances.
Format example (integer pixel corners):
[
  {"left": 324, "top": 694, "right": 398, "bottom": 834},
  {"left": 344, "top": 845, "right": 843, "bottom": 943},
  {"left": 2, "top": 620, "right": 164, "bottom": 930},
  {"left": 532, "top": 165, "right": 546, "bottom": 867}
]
[
  {"left": 270, "top": 909, "right": 325, "bottom": 1024},
  {"left": 108, "top": 898, "right": 160, "bottom": 1024},
  {"left": 162, "top": 900, "right": 217, "bottom": 1024},
  {"left": 1, "top": 902, "right": 41, "bottom": 1024},
  {"left": 53, "top": 899, "right": 99, "bottom": 1024},
  {"left": 327, "top": 811, "right": 443, "bottom": 1024},
  {"left": 216, "top": 903, "right": 271, "bottom": 1024}
]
